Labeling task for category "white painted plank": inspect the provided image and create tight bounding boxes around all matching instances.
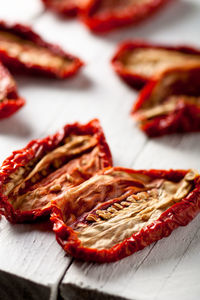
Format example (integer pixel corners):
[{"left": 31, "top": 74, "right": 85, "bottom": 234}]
[
  {"left": 133, "top": 133, "right": 200, "bottom": 171},
  {"left": 0, "top": 0, "right": 43, "bottom": 23},
  {"left": 60, "top": 0, "right": 200, "bottom": 299},
  {"left": 0, "top": 84, "right": 73, "bottom": 298},
  {"left": 156, "top": 224, "right": 200, "bottom": 300},
  {"left": 0, "top": 2, "right": 74, "bottom": 299},
  {"left": 1, "top": 0, "right": 200, "bottom": 299},
  {"left": 0, "top": 2, "right": 147, "bottom": 299}
]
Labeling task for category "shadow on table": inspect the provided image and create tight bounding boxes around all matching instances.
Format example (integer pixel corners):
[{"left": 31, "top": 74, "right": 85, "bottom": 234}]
[
  {"left": 15, "top": 72, "right": 93, "bottom": 92},
  {"left": 6, "top": 219, "right": 53, "bottom": 234},
  {"left": 0, "top": 269, "right": 50, "bottom": 300},
  {"left": 0, "top": 114, "right": 32, "bottom": 138}
]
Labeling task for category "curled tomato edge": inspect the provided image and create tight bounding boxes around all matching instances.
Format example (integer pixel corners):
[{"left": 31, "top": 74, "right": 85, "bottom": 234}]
[
  {"left": 131, "top": 65, "right": 200, "bottom": 137},
  {"left": 0, "top": 97, "right": 25, "bottom": 119},
  {"left": 111, "top": 40, "right": 200, "bottom": 90},
  {"left": 41, "top": 0, "right": 80, "bottom": 17},
  {"left": 0, "top": 119, "right": 112, "bottom": 223},
  {"left": 0, "top": 20, "right": 84, "bottom": 79},
  {"left": 51, "top": 167, "right": 200, "bottom": 263},
  {"left": 80, "top": 0, "right": 173, "bottom": 33}
]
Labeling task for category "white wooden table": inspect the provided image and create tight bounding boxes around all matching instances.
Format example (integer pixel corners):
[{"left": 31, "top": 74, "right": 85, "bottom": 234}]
[{"left": 0, "top": 0, "right": 200, "bottom": 299}]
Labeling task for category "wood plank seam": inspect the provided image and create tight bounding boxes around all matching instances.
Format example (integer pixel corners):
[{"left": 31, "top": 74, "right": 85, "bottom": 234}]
[{"left": 51, "top": 259, "right": 74, "bottom": 300}]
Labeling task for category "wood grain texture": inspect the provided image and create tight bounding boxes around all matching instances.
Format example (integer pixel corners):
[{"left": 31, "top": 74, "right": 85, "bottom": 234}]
[
  {"left": 0, "top": 1, "right": 146, "bottom": 298},
  {"left": 0, "top": 0, "right": 200, "bottom": 299}
]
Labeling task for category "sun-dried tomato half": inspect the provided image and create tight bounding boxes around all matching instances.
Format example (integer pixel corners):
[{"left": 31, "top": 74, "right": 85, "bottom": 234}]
[
  {"left": 0, "top": 119, "right": 112, "bottom": 223},
  {"left": 0, "top": 21, "right": 83, "bottom": 79},
  {"left": 0, "top": 61, "right": 25, "bottom": 119},
  {"left": 42, "top": 0, "right": 81, "bottom": 17},
  {"left": 132, "top": 65, "right": 200, "bottom": 137},
  {"left": 51, "top": 167, "right": 200, "bottom": 263},
  {"left": 111, "top": 41, "right": 200, "bottom": 89},
  {"left": 80, "top": 0, "right": 172, "bottom": 33}
]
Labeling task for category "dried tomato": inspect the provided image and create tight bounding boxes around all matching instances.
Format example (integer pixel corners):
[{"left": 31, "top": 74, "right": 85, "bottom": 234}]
[
  {"left": 0, "top": 119, "right": 112, "bottom": 223},
  {"left": 0, "top": 21, "right": 83, "bottom": 79},
  {"left": 80, "top": 0, "right": 172, "bottom": 33},
  {"left": 42, "top": 0, "right": 80, "bottom": 17},
  {"left": 111, "top": 41, "right": 200, "bottom": 89},
  {"left": 51, "top": 167, "right": 200, "bottom": 263},
  {"left": 0, "top": 61, "right": 25, "bottom": 119},
  {"left": 132, "top": 65, "right": 200, "bottom": 137}
]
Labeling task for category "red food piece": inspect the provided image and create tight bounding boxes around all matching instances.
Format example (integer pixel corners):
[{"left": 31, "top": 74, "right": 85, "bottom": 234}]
[
  {"left": 0, "top": 119, "right": 112, "bottom": 223},
  {"left": 0, "top": 21, "right": 83, "bottom": 79},
  {"left": 111, "top": 41, "right": 200, "bottom": 89},
  {"left": 42, "top": 0, "right": 80, "bottom": 17},
  {"left": 80, "top": 0, "right": 172, "bottom": 33},
  {"left": 0, "top": 61, "right": 25, "bottom": 119},
  {"left": 132, "top": 65, "right": 200, "bottom": 137},
  {"left": 51, "top": 167, "right": 200, "bottom": 263}
]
